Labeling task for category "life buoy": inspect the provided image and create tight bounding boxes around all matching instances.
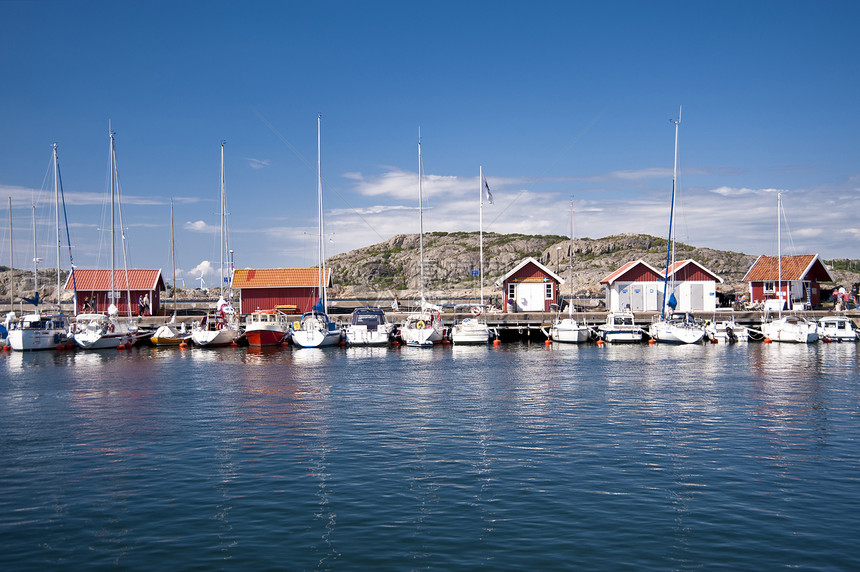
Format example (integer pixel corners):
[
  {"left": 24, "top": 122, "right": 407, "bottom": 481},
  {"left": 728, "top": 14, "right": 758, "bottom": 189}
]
[
  {"left": 293, "top": 321, "right": 302, "bottom": 331},
  {"left": 416, "top": 321, "right": 426, "bottom": 330},
  {"left": 470, "top": 306, "right": 482, "bottom": 316},
  {"left": 216, "top": 322, "right": 224, "bottom": 330}
]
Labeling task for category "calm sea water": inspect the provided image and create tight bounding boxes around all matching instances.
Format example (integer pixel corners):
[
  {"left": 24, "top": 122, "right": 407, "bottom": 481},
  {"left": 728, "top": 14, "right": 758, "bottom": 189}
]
[{"left": 1, "top": 341, "right": 859, "bottom": 570}]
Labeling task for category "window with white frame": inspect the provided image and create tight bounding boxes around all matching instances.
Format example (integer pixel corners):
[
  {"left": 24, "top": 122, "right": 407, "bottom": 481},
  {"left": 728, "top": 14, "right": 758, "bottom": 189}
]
[
  {"left": 508, "top": 283, "right": 516, "bottom": 300},
  {"left": 763, "top": 282, "right": 775, "bottom": 293},
  {"left": 545, "top": 283, "right": 553, "bottom": 300}
]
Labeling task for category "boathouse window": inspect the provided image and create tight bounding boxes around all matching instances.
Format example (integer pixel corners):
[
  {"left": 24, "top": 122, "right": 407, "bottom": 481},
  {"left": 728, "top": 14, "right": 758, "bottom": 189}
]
[
  {"left": 764, "top": 282, "right": 775, "bottom": 293},
  {"left": 545, "top": 283, "right": 553, "bottom": 300},
  {"left": 508, "top": 284, "right": 516, "bottom": 300}
]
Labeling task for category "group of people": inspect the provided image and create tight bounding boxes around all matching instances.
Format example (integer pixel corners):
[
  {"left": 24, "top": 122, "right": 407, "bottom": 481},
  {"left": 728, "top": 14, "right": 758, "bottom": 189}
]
[{"left": 137, "top": 294, "right": 150, "bottom": 316}]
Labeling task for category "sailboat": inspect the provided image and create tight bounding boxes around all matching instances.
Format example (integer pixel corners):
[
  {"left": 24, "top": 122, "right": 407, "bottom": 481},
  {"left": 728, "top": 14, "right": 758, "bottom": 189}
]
[
  {"left": 291, "top": 115, "right": 342, "bottom": 348},
  {"left": 648, "top": 107, "right": 706, "bottom": 344},
  {"left": 547, "top": 200, "right": 590, "bottom": 343},
  {"left": 451, "top": 167, "right": 493, "bottom": 344},
  {"left": 399, "top": 132, "right": 444, "bottom": 347},
  {"left": 151, "top": 198, "right": 191, "bottom": 346},
  {"left": 760, "top": 193, "right": 819, "bottom": 343},
  {"left": 74, "top": 130, "right": 141, "bottom": 349},
  {"left": 191, "top": 142, "right": 241, "bottom": 347},
  {"left": 8, "top": 144, "right": 74, "bottom": 351}
]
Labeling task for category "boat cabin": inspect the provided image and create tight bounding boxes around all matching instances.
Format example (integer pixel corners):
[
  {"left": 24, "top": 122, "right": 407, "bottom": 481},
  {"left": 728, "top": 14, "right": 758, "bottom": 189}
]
[
  {"left": 495, "top": 257, "right": 564, "bottom": 312},
  {"left": 742, "top": 254, "right": 833, "bottom": 309},
  {"left": 65, "top": 269, "right": 165, "bottom": 315},
  {"left": 232, "top": 268, "right": 332, "bottom": 315}
]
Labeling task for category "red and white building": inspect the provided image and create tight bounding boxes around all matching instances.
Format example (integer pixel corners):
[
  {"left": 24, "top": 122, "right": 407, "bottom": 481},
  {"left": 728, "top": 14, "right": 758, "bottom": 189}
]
[
  {"left": 495, "top": 257, "right": 564, "bottom": 312},
  {"left": 742, "top": 254, "right": 833, "bottom": 309},
  {"left": 65, "top": 269, "right": 165, "bottom": 315},
  {"left": 232, "top": 268, "right": 332, "bottom": 315},
  {"left": 601, "top": 259, "right": 723, "bottom": 312}
]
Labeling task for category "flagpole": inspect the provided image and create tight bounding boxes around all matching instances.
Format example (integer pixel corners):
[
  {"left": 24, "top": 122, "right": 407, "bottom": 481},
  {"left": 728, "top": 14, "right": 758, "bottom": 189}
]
[{"left": 479, "top": 166, "right": 484, "bottom": 306}]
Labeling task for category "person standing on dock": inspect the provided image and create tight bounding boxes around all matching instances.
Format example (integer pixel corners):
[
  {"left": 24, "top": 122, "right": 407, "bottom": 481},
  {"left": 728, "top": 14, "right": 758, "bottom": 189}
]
[
  {"left": 143, "top": 293, "right": 150, "bottom": 316},
  {"left": 391, "top": 295, "right": 399, "bottom": 312}
]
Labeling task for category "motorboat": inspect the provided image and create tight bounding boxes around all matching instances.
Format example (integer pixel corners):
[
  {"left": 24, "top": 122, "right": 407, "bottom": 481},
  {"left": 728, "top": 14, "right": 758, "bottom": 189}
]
[
  {"left": 7, "top": 312, "right": 72, "bottom": 351},
  {"left": 244, "top": 309, "right": 291, "bottom": 346},
  {"left": 344, "top": 307, "right": 394, "bottom": 346},
  {"left": 597, "top": 311, "right": 643, "bottom": 343},
  {"left": 817, "top": 315, "right": 857, "bottom": 342},
  {"left": 761, "top": 313, "right": 819, "bottom": 343},
  {"left": 291, "top": 311, "right": 342, "bottom": 348}
]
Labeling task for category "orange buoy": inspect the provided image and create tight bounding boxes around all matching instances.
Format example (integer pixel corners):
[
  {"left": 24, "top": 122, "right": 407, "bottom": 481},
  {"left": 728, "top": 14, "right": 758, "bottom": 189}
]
[
  {"left": 710, "top": 338, "right": 719, "bottom": 344},
  {"left": 823, "top": 337, "right": 832, "bottom": 344},
  {"left": 544, "top": 339, "right": 552, "bottom": 345},
  {"left": 648, "top": 339, "right": 656, "bottom": 345},
  {"left": 493, "top": 339, "right": 500, "bottom": 346},
  {"left": 596, "top": 339, "right": 604, "bottom": 346},
  {"left": 763, "top": 338, "right": 772, "bottom": 344}
]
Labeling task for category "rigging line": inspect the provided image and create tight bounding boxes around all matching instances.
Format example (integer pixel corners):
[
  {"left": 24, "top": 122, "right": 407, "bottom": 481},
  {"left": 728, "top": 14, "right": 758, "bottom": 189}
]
[
  {"left": 486, "top": 110, "right": 604, "bottom": 230},
  {"left": 253, "top": 107, "right": 388, "bottom": 244}
]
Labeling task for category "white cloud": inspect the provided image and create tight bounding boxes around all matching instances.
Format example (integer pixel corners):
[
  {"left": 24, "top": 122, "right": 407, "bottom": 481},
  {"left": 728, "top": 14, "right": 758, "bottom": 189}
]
[
  {"left": 185, "top": 220, "right": 217, "bottom": 233},
  {"left": 246, "top": 158, "right": 270, "bottom": 169}
]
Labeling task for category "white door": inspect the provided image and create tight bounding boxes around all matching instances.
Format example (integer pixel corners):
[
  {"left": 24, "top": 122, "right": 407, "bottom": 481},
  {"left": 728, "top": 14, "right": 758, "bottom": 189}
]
[{"left": 516, "top": 283, "right": 546, "bottom": 311}]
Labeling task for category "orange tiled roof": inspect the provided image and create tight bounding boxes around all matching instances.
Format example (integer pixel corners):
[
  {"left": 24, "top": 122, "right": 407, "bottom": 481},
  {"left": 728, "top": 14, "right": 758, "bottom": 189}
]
[
  {"left": 232, "top": 268, "right": 332, "bottom": 288},
  {"left": 64, "top": 269, "right": 163, "bottom": 290},
  {"left": 742, "top": 254, "right": 833, "bottom": 282}
]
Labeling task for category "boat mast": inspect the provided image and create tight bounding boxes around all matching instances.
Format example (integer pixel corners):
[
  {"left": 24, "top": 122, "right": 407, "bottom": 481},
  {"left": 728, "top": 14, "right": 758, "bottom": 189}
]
[
  {"left": 661, "top": 106, "right": 681, "bottom": 318},
  {"left": 112, "top": 131, "right": 134, "bottom": 318},
  {"left": 220, "top": 141, "right": 225, "bottom": 300},
  {"left": 171, "top": 197, "right": 176, "bottom": 314},
  {"left": 418, "top": 130, "right": 425, "bottom": 306},
  {"left": 568, "top": 199, "right": 574, "bottom": 319},
  {"left": 479, "top": 166, "right": 484, "bottom": 306},
  {"left": 53, "top": 144, "right": 61, "bottom": 307},
  {"left": 109, "top": 128, "right": 116, "bottom": 314},
  {"left": 31, "top": 203, "right": 39, "bottom": 307},
  {"left": 317, "top": 114, "right": 327, "bottom": 314},
  {"left": 8, "top": 197, "right": 12, "bottom": 310},
  {"left": 777, "top": 192, "right": 782, "bottom": 315}
]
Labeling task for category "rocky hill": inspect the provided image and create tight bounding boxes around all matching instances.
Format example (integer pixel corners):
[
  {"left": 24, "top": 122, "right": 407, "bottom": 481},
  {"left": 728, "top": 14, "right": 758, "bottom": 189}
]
[
  {"left": 326, "top": 232, "right": 860, "bottom": 300},
  {"left": 1, "top": 233, "right": 857, "bottom": 304}
]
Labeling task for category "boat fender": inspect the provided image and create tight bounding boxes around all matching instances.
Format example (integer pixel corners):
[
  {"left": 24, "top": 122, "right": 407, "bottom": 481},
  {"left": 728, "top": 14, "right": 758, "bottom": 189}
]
[
  {"left": 108, "top": 323, "right": 115, "bottom": 333},
  {"left": 416, "top": 321, "right": 425, "bottom": 330},
  {"left": 293, "top": 321, "right": 301, "bottom": 331}
]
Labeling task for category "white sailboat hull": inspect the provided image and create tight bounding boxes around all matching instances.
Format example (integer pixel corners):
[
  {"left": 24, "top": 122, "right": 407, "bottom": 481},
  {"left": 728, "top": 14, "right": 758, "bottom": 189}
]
[
  {"left": 598, "top": 328, "right": 643, "bottom": 343},
  {"left": 762, "top": 317, "right": 819, "bottom": 343},
  {"left": 292, "top": 328, "right": 341, "bottom": 348},
  {"left": 191, "top": 325, "right": 239, "bottom": 347},
  {"left": 548, "top": 318, "right": 590, "bottom": 343},
  {"left": 401, "top": 324, "right": 443, "bottom": 347},
  {"left": 649, "top": 321, "right": 706, "bottom": 344}
]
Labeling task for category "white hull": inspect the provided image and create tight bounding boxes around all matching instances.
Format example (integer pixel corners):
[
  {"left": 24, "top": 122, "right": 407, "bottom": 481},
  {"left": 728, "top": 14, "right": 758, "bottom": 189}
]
[
  {"left": 649, "top": 321, "right": 706, "bottom": 344},
  {"left": 705, "top": 321, "right": 750, "bottom": 342},
  {"left": 292, "top": 328, "right": 342, "bottom": 348},
  {"left": 451, "top": 318, "right": 491, "bottom": 344},
  {"left": 8, "top": 327, "right": 71, "bottom": 351},
  {"left": 72, "top": 314, "right": 139, "bottom": 350},
  {"left": 401, "top": 324, "right": 443, "bottom": 347},
  {"left": 817, "top": 317, "right": 858, "bottom": 342},
  {"left": 548, "top": 318, "right": 590, "bottom": 343},
  {"left": 597, "top": 312, "right": 642, "bottom": 343},
  {"left": 599, "top": 329, "right": 643, "bottom": 343},
  {"left": 344, "top": 324, "right": 394, "bottom": 346},
  {"left": 762, "top": 317, "right": 819, "bottom": 343},
  {"left": 191, "top": 325, "right": 239, "bottom": 347}
]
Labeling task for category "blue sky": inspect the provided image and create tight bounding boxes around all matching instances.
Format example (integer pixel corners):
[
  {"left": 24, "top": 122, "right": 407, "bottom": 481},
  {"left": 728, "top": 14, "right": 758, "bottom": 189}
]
[{"left": 1, "top": 0, "right": 858, "bottom": 286}]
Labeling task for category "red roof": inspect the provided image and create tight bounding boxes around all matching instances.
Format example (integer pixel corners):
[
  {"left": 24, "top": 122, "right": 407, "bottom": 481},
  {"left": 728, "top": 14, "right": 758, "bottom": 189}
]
[
  {"left": 600, "top": 259, "right": 661, "bottom": 285},
  {"left": 665, "top": 259, "right": 724, "bottom": 283},
  {"left": 64, "top": 269, "right": 163, "bottom": 291},
  {"left": 232, "top": 268, "right": 332, "bottom": 289},
  {"left": 742, "top": 254, "right": 834, "bottom": 282}
]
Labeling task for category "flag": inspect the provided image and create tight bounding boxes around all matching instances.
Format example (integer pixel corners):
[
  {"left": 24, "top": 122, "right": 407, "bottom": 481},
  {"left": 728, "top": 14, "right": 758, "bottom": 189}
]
[{"left": 482, "top": 172, "right": 493, "bottom": 204}]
